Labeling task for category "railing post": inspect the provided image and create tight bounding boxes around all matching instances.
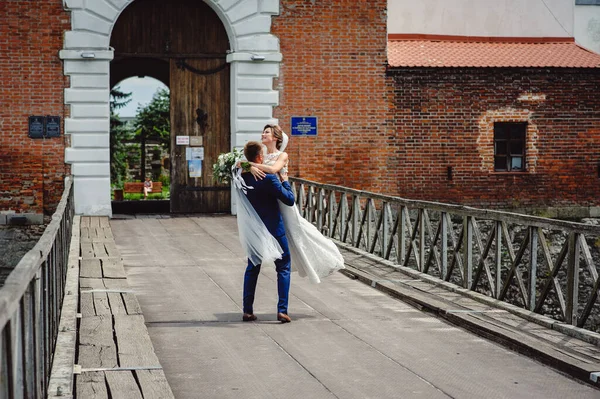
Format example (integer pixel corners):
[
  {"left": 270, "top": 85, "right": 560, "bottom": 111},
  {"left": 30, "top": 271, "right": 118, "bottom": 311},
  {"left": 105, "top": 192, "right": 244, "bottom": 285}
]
[
  {"left": 353, "top": 195, "right": 361, "bottom": 247},
  {"left": 340, "top": 193, "right": 348, "bottom": 242},
  {"left": 441, "top": 212, "right": 448, "bottom": 280},
  {"left": 317, "top": 188, "right": 324, "bottom": 232},
  {"left": 528, "top": 226, "right": 538, "bottom": 311},
  {"left": 399, "top": 206, "right": 406, "bottom": 265},
  {"left": 463, "top": 216, "right": 473, "bottom": 289},
  {"left": 495, "top": 221, "right": 502, "bottom": 299},
  {"left": 382, "top": 202, "right": 389, "bottom": 258},
  {"left": 418, "top": 209, "right": 425, "bottom": 272},
  {"left": 566, "top": 232, "right": 580, "bottom": 326},
  {"left": 298, "top": 184, "right": 305, "bottom": 216},
  {"left": 328, "top": 191, "right": 335, "bottom": 238}
]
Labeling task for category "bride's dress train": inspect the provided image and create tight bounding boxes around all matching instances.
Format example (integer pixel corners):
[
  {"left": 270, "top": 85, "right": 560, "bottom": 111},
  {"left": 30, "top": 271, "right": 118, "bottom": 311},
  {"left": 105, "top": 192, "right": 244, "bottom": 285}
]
[{"left": 280, "top": 200, "right": 345, "bottom": 283}]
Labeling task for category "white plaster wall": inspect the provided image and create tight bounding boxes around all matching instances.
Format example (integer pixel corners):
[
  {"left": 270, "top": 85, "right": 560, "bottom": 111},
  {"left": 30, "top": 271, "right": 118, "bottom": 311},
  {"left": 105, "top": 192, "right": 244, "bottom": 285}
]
[
  {"left": 61, "top": 0, "right": 282, "bottom": 215},
  {"left": 388, "top": 0, "right": 574, "bottom": 37},
  {"left": 575, "top": 5, "right": 600, "bottom": 53}
]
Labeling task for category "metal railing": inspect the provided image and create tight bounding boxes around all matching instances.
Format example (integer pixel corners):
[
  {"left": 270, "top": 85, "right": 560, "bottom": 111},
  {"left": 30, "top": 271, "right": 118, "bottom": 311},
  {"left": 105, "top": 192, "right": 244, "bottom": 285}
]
[
  {"left": 0, "top": 177, "right": 74, "bottom": 398},
  {"left": 290, "top": 177, "right": 600, "bottom": 332}
]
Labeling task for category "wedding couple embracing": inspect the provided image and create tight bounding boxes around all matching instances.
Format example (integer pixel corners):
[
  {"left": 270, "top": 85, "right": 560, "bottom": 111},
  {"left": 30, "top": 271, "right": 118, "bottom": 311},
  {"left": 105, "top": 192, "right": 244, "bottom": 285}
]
[{"left": 232, "top": 124, "right": 345, "bottom": 323}]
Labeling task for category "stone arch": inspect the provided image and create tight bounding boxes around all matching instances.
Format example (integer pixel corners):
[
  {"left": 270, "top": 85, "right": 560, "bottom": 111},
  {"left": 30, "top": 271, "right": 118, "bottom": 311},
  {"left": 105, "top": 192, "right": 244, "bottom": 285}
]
[{"left": 60, "top": 0, "right": 282, "bottom": 215}]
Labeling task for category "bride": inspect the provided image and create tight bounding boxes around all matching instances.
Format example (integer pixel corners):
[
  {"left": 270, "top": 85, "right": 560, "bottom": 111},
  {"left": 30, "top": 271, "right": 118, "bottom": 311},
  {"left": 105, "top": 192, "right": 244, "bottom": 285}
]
[{"left": 244, "top": 124, "right": 345, "bottom": 284}]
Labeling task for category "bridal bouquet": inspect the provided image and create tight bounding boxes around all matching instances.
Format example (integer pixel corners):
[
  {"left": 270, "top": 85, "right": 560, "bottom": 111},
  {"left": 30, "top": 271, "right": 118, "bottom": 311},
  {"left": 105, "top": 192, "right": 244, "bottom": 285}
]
[{"left": 212, "top": 149, "right": 244, "bottom": 184}]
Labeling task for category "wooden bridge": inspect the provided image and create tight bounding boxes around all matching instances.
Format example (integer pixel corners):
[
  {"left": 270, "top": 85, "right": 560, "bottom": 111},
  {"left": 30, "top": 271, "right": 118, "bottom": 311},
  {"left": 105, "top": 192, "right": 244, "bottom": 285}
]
[{"left": 2, "top": 177, "right": 600, "bottom": 398}]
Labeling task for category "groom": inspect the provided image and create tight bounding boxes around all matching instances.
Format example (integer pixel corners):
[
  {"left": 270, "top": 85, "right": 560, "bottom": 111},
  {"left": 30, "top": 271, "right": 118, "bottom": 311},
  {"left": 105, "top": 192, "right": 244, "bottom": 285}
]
[{"left": 241, "top": 141, "right": 295, "bottom": 323}]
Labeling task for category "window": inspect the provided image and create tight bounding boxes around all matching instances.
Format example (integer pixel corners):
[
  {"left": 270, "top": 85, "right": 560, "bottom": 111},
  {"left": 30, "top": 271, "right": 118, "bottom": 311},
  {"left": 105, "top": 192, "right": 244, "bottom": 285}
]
[
  {"left": 494, "top": 122, "right": 526, "bottom": 172},
  {"left": 576, "top": 1, "right": 600, "bottom": 5}
]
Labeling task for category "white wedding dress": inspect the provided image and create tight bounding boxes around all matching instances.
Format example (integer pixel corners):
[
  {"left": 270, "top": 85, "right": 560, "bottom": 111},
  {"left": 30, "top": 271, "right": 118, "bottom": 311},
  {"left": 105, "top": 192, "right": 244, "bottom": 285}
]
[{"left": 264, "top": 151, "right": 345, "bottom": 284}]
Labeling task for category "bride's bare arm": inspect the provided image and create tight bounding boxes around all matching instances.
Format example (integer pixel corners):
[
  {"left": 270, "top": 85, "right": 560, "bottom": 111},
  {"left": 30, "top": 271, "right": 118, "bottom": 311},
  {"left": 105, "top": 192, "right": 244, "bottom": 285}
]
[
  {"left": 251, "top": 152, "right": 289, "bottom": 174},
  {"left": 248, "top": 152, "right": 289, "bottom": 180}
]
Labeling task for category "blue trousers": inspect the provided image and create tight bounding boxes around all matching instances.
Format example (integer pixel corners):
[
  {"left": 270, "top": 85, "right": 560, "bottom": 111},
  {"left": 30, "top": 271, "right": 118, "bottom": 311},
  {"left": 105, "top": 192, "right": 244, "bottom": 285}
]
[{"left": 243, "top": 234, "right": 291, "bottom": 315}]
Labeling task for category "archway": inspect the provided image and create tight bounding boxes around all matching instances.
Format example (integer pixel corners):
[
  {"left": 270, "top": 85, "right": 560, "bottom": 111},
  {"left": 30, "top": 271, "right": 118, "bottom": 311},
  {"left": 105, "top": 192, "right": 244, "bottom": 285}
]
[{"left": 61, "top": 0, "right": 282, "bottom": 216}]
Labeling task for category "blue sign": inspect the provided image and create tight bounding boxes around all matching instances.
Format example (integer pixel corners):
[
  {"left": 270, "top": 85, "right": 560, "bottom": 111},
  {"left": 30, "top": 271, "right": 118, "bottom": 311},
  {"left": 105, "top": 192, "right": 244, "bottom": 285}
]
[{"left": 291, "top": 116, "right": 317, "bottom": 136}]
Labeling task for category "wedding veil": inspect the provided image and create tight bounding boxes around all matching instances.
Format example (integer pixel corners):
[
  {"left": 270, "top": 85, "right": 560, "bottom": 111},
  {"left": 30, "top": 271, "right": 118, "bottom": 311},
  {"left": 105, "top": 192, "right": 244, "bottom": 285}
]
[{"left": 231, "top": 167, "right": 283, "bottom": 266}]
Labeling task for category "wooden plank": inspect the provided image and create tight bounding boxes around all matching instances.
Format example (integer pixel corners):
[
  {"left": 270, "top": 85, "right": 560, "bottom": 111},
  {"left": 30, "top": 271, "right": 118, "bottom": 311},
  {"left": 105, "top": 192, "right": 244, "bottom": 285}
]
[
  {"left": 92, "top": 242, "right": 109, "bottom": 258},
  {"left": 93, "top": 293, "right": 111, "bottom": 316},
  {"left": 102, "top": 259, "right": 127, "bottom": 279},
  {"left": 80, "top": 216, "right": 91, "bottom": 228},
  {"left": 103, "top": 242, "right": 120, "bottom": 258},
  {"left": 103, "top": 227, "right": 114, "bottom": 240},
  {"left": 78, "top": 316, "right": 118, "bottom": 368},
  {"left": 105, "top": 371, "right": 143, "bottom": 399},
  {"left": 90, "top": 217, "right": 100, "bottom": 229},
  {"left": 76, "top": 372, "right": 108, "bottom": 399},
  {"left": 122, "top": 294, "right": 143, "bottom": 315},
  {"left": 103, "top": 279, "right": 130, "bottom": 291},
  {"left": 80, "top": 259, "right": 102, "bottom": 278},
  {"left": 81, "top": 243, "right": 95, "bottom": 259},
  {"left": 91, "top": 227, "right": 100, "bottom": 241},
  {"left": 98, "top": 217, "right": 110, "bottom": 228},
  {"left": 107, "top": 293, "right": 128, "bottom": 315},
  {"left": 80, "top": 292, "right": 95, "bottom": 317},
  {"left": 80, "top": 278, "right": 106, "bottom": 290},
  {"left": 80, "top": 227, "right": 91, "bottom": 243},
  {"left": 136, "top": 370, "right": 175, "bottom": 399},
  {"left": 113, "top": 315, "right": 161, "bottom": 368}
]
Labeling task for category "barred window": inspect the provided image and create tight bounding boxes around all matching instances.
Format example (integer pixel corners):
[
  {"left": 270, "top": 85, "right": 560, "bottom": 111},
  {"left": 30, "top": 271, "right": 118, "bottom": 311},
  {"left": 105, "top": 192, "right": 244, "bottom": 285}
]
[{"left": 494, "top": 122, "right": 526, "bottom": 172}]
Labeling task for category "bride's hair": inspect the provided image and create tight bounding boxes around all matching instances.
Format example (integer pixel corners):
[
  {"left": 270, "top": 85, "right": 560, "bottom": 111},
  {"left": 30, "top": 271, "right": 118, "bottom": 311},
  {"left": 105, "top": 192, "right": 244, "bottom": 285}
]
[{"left": 264, "top": 124, "right": 284, "bottom": 150}]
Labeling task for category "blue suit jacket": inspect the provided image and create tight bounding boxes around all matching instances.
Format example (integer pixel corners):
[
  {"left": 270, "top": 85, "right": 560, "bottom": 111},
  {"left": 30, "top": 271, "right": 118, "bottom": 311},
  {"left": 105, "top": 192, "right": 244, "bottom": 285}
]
[{"left": 242, "top": 173, "right": 295, "bottom": 238}]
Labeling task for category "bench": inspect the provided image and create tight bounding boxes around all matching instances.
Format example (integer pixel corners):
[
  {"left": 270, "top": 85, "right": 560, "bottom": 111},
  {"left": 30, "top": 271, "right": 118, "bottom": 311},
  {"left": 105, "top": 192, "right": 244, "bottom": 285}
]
[{"left": 124, "top": 182, "right": 163, "bottom": 194}]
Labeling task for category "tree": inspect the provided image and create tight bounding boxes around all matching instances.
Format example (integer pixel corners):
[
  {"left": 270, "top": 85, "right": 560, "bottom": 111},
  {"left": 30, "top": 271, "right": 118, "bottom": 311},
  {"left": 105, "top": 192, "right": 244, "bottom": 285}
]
[
  {"left": 110, "top": 87, "right": 133, "bottom": 189},
  {"left": 133, "top": 88, "right": 170, "bottom": 179}
]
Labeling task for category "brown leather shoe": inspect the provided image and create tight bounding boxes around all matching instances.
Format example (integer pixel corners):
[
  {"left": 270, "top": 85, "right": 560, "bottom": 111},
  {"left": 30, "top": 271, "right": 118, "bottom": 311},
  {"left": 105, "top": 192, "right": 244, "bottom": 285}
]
[
  {"left": 277, "top": 313, "right": 291, "bottom": 323},
  {"left": 242, "top": 313, "right": 257, "bottom": 322}
]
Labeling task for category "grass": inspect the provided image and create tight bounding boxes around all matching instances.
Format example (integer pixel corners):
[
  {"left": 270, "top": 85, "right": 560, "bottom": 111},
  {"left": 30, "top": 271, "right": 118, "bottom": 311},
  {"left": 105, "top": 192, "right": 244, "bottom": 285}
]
[{"left": 115, "top": 187, "right": 170, "bottom": 201}]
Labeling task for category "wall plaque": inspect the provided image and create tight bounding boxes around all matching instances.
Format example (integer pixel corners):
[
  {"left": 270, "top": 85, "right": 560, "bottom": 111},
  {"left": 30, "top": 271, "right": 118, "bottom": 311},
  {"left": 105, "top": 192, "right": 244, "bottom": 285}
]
[
  {"left": 45, "top": 116, "right": 61, "bottom": 137},
  {"left": 28, "top": 116, "right": 45, "bottom": 139},
  {"left": 291, "top": 116, "right": 317, "bottom": 136}
]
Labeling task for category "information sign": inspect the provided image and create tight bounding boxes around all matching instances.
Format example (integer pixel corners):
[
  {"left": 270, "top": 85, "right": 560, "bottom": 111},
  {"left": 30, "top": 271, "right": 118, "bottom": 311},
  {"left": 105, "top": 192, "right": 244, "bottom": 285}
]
[{"left": 291, "top": 116, "right": 317, "bottom": 136}]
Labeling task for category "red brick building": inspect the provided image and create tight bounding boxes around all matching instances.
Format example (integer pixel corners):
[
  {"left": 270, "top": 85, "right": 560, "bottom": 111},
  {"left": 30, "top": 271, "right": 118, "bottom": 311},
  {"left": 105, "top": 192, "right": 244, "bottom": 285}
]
[
  {"left": 387, "top": 35, "right": 600, "bottom": 216},
  {"left": 1, "top": 1, "right": 600, "bottom": 219},
  {"left": 0, "top": 1, "right": 70, "bottom": 222}
]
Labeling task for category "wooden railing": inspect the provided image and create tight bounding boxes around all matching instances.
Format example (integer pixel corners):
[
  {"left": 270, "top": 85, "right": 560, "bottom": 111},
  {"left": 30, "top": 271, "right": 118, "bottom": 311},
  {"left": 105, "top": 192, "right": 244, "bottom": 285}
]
[
  {"left": 290, "top": 177, "right": 600, "bottom": 332},
  {"left": 0, "top": 177, "right": 74, "bottom": 398}
]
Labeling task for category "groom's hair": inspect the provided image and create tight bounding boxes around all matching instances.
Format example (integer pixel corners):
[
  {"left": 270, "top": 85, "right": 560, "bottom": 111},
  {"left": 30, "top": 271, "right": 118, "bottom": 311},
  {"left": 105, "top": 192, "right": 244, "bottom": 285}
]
[{"left": 244, "top": 141, "right": 263, "bottom": 162}]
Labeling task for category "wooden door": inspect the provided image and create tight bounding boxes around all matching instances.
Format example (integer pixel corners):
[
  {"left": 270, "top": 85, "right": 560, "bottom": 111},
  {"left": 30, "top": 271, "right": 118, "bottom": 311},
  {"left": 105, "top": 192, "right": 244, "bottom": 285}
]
[
  {"left": 110, "top": 0, "right": 230, "bottom": 213},
  {"left": 170, "top": 59, "right": 230, "bottom": 213}
]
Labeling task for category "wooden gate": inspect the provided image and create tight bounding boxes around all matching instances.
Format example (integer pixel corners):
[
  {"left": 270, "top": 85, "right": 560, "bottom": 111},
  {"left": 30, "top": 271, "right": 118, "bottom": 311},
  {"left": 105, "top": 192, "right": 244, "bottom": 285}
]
[
  {"left": 110, "top": 0, "right": 231, "bottom": 213},
  {"left": 170, "top": 58, "right": 230, "bottom": 213}
]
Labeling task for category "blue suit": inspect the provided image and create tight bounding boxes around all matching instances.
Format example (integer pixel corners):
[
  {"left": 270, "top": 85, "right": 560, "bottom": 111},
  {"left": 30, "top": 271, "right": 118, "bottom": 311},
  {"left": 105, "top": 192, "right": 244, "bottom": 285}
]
[{"left": 242, "top": 173, "right": 295, "bottom": 315}]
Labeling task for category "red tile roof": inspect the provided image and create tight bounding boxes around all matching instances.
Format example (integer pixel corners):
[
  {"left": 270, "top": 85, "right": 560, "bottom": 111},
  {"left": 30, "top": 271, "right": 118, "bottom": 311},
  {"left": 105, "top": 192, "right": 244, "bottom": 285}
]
[{"left": 387, "top": 35, "right": 600, "bottom": 68}]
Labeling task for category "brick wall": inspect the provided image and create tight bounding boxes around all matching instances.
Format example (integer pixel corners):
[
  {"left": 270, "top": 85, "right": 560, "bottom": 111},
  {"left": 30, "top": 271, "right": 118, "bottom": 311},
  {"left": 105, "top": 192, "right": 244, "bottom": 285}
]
[
  {"left": 0, "top": 1, "right": 70, "bottom": 215},
  {"left": 389, "top": 68, "right": 600, "bottom": 208},
  {"left": 271, "top": 0, "right": 394, "bottom": 194}
]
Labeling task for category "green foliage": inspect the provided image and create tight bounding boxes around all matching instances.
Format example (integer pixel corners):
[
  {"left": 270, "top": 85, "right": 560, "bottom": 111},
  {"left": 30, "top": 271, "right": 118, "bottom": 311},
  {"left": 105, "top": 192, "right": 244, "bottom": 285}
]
[
  {"left": 212, "top": 149, "right": 243, "bottom": 184},
  {"left": 157, "top": 173, "right": 170, "bottom": 186},
  {"left": 110, "top": 87, "right": 133, "bottom": 189},
  {"left": 134, "top": 88, "right": 171, "bottom": 148}
]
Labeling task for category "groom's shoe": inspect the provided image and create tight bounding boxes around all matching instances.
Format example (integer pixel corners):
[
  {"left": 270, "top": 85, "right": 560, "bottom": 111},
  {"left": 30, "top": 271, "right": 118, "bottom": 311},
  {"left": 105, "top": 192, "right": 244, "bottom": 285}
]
[
  {"left": 242, "top": 313, "right": 257, "bottom": 322},
  {"left": 277, "top": 313, "right": 291, "bottom": 323}
]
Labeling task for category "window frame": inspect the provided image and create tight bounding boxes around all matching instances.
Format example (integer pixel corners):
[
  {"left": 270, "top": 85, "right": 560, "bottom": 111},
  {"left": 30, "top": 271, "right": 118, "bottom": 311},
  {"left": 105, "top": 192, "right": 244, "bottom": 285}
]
[{"left": 493, "top": 122, "right": 527, "bottom": 172}]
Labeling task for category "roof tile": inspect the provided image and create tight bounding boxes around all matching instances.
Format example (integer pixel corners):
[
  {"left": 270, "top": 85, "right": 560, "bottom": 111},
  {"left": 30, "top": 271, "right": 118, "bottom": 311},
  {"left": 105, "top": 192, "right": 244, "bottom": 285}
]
[{"left": 387, "top": 36, "right": 600, "bottom": 68}]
